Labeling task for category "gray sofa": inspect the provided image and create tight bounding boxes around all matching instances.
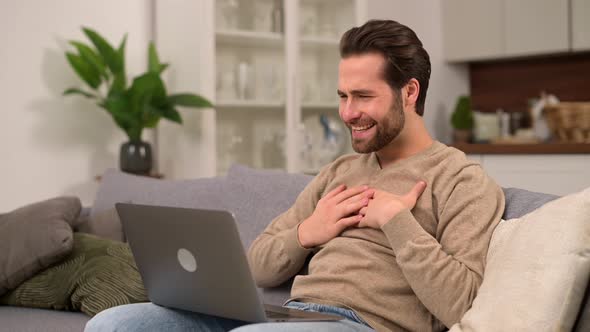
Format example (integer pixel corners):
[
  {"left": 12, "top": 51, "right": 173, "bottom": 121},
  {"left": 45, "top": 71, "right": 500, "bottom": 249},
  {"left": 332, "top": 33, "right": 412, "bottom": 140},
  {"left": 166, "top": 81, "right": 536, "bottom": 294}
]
[{"left": 0, "top": 165, "right": 588, "bottom": 332}]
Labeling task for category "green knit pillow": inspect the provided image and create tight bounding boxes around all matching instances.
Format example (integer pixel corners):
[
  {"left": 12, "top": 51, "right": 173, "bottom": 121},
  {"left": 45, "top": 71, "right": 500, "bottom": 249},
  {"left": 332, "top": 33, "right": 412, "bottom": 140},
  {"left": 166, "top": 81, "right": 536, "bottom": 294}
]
[{"left": 0, "top": 233, "right": 148, "bottom": 316}]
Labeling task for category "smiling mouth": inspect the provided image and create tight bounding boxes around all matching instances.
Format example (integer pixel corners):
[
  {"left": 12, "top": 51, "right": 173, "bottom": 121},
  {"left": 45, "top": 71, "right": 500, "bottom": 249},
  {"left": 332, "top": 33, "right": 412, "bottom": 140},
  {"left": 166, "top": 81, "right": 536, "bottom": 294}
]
[{"left": 351, "top": 123, "right": 375, "bottom": 132}]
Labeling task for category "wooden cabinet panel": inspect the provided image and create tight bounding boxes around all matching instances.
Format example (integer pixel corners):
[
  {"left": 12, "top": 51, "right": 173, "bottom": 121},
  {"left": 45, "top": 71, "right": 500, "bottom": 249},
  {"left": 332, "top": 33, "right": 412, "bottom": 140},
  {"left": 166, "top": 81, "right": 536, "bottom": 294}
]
[
  {"left": 572, "top": 0, "right": 590, "bottom": 51},
  {"left": 504, "top": 0, "right": 569, "bottom": 56},
  {"left": 442, "top": 0, "right": 503, "bottom": 61}
]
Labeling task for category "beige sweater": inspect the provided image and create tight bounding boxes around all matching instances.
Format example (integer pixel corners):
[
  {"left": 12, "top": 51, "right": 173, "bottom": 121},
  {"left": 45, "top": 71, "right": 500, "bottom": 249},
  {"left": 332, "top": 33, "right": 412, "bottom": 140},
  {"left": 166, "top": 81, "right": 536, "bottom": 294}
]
[{"left": 247, "top": 141, "right": 505, "bottom": 332}]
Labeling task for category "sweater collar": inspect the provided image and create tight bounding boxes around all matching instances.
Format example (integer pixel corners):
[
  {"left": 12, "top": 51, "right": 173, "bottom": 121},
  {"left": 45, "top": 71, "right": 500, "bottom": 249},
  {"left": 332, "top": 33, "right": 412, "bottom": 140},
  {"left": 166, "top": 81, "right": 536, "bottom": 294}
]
[{"left": 368, "top": 141, "right": 445, "bottom": 171}]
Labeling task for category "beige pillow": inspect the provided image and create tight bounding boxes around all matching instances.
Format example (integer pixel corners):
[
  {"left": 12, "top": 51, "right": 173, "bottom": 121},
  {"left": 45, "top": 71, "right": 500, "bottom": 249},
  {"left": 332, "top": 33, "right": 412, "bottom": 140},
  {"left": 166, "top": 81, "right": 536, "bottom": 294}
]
[{"left": 450, "top": 188, "right": 590, "bottom": 332}]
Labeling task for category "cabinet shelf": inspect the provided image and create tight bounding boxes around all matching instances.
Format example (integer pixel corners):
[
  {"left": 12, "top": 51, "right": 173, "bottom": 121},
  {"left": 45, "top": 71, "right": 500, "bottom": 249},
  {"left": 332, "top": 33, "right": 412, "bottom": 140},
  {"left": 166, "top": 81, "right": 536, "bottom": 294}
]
[
  {"left": 216, "top": 99, "right": 285, "bottom": 109},
  {"left": 155, "top": 0, "right": 366, "bottom": 178},
  {"left": 302, "top": 102, "right": 338, "bottom": 109},
  {"left": 301, "top": 36, "right": 340, "bottom": 50},
  {"left": 216, "top": 29, "right": 283, "bottom": 48}
]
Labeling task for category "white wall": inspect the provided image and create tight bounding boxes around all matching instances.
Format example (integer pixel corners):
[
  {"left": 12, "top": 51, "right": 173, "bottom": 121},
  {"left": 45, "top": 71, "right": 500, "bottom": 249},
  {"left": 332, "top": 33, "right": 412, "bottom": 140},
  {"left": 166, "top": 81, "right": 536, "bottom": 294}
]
[
  {"left": 0, "top": 1, "right": 151, "bottom": 211},
  {"left": 155, "top": 0, "right": 217, "bottom": 179},
  {"left": 367, "top": 0, "right": 469, "bottom": 143}
]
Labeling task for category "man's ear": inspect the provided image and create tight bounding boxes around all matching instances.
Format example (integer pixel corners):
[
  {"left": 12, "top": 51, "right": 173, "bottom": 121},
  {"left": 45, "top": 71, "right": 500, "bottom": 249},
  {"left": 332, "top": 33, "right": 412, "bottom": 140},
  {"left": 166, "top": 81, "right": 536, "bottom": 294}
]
[{"left": 402, "top": 78, "right": 420, "bottom": 111}]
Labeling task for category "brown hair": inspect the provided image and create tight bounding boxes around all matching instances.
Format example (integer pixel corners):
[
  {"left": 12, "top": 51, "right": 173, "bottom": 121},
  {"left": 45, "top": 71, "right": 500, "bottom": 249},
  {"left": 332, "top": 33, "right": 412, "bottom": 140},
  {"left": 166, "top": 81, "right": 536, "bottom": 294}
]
[{"left": 340, "top": 20, "right": 431, "bottom": 116}]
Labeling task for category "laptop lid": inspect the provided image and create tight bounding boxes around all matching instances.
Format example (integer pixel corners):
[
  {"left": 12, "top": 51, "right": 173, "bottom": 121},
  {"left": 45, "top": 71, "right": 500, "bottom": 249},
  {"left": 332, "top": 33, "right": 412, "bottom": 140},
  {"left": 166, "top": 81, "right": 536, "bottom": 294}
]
[{"left": 117, "top": 203, "right": 267, "bottom": 323}]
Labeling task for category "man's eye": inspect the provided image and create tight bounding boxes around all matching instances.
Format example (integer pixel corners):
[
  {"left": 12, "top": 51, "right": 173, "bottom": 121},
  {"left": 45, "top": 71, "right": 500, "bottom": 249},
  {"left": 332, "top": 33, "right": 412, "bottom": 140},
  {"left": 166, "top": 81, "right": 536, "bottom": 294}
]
[
  {"left": 359, "top": 95, "right": 370, "bottom": 99},
  {"left": 339, "top": 95, "right": 347, "bottom": 99}
]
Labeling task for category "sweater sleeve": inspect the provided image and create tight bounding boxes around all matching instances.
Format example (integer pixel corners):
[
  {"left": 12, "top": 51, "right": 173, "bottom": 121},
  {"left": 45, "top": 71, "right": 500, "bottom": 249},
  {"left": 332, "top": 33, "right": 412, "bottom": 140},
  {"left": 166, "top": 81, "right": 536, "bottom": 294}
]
[
  {"left": 247, "top": 168, "right": 331, "bottom": 288},
  {"left": 381, "top": 165, "right": 504, "bottom": 328}
]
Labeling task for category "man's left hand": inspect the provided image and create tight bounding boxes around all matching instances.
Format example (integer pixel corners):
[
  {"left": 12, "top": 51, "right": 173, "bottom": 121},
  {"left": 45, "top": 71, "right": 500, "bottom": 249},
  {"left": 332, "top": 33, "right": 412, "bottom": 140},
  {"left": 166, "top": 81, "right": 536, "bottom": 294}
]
[{"left": 358, "top": 181, "right": 427, "bottom": 229}]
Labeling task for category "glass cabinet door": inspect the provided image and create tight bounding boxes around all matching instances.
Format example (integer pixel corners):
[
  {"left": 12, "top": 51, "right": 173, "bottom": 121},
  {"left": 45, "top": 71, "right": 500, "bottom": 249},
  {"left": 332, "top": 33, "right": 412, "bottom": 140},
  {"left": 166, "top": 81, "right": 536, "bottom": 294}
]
[
  {"left": 214, "top": 0, "right": 287, "bottom": 174},
  {"left": 298, "top": 0, "right": 357, "bottom": 174}
]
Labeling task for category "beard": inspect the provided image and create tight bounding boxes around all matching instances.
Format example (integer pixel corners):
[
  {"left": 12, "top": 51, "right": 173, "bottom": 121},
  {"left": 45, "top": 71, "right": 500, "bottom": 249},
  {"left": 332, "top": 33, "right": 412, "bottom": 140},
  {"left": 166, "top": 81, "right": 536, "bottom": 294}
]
[{"left": 348, "top": 97, "right": 405, "bottom": 154}]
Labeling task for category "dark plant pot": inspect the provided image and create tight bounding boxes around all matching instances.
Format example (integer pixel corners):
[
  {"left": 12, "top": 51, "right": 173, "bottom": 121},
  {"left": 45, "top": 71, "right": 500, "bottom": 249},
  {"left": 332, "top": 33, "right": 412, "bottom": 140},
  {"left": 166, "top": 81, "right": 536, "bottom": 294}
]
[
  {"left": 453, "top": 129, "right": 473, "bottom": 143},
  {"left": 120, "top": 141, "right": 153, "bottom": 175}
]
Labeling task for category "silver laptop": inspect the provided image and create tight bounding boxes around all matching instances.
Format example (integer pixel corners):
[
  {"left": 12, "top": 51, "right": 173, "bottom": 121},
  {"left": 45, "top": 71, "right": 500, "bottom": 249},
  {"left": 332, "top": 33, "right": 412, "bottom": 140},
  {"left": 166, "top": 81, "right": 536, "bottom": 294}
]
[{"left": 116, "top": 203, "right": 342, "bottom": 323}]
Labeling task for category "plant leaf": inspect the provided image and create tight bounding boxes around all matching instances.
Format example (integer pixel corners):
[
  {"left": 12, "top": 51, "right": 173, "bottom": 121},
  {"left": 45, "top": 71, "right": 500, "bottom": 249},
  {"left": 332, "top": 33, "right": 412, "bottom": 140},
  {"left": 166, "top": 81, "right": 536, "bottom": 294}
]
[
  {"left": 100, "top": 93, "right": 139, "bottom": 138},
  {"left": 69, "top": 41, "right": 107, "bottom": 81},
  {"left": 128, "top": 73, "right": 167, "bottom": 114},
  {"left": 148, "top": 42, "right": 170, "bottom": 74},
  {"left": 109, "top": 72, "right": 126, "bottom": 96},
  {"left": 168, "top": 94, "right": 213, "bottom": 108},
  {"left": 160, "top": 106, "right": 182, "bottom": 124},
  {"left": 111, "top": 34, "right": 128, "bottom": 92},
  {"left": 148, "top": 42, "right": 161, "bottom": 74},
  {"left": 82, "top": 27, "right": 122, "bottom": 74},
  {"left": 142, "top": 103, "right": 162, "bottom": 128},
  {"left": 65, "top": 52, "right": 101, "bottom": 89},
  {"left": 63, "top": 87, "right": 97, "bottom": 98},
  {"left": 159, "top": 63, "right": 169, "bottom": 74}
]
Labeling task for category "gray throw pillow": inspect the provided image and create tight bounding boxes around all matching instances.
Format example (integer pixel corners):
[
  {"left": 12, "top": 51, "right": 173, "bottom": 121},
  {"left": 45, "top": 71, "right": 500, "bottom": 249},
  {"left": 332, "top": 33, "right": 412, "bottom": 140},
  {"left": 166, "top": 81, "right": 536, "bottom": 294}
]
[{"left": 0, "top": 196, "right": 81, "bottom": 296}]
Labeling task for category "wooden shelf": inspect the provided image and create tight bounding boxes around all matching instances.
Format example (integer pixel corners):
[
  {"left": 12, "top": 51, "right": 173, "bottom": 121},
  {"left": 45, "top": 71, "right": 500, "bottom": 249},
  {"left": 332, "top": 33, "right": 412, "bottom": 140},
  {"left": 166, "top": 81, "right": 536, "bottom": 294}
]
[
  {"left": 452, "top": 142, "right": 590, "bottom": 154},
  {"left": 95, "top": 172, "right": 163, "bottom": 182}
]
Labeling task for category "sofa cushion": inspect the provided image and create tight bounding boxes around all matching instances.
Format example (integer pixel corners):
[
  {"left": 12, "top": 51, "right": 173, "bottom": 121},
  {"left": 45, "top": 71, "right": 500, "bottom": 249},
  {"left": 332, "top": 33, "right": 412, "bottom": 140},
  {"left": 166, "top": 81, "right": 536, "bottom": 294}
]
[
  {"left": 0, "top": 307, "right": 89, "bottom": 332},
  {"left": 225, "top": 165, "right": 313, "bottom": 305},
  {"left": 0, "top": 196, "right": 81, "bottom": 296},
  {"left": 450, "top": 188, "right": 590, "bottom": 332},
  {"left": 225, "top": 164, "right": 313, "bottom": 249},
  {"left": 86, "top": 167, "right": 313, "bottom": 306},
  {"left": 86, "top": 169, "right": 229, "bottom": 242},
  {"left": 0, "top": 233, "right": 148, "bottom": 317},
  {"left": 502, "top": 187, "right": 559, "bottom": 219}
]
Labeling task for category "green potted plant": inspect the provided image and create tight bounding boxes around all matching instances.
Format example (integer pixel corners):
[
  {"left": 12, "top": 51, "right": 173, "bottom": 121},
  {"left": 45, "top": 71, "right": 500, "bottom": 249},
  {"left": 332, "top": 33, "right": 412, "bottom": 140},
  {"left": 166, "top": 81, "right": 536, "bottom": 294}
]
[
  {"left": 450, "top": 95, "right": 474, "bottom": 143},
  {"left": 63, "top": 27, "right": 213, "bottom": 175}
]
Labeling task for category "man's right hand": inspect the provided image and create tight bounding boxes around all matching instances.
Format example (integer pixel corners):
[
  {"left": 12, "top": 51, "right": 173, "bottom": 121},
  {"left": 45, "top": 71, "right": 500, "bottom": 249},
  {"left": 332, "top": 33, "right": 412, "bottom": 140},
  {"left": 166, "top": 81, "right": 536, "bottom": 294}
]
[{"left": 297, "top": 184, "right": 374, "bottom": 248}]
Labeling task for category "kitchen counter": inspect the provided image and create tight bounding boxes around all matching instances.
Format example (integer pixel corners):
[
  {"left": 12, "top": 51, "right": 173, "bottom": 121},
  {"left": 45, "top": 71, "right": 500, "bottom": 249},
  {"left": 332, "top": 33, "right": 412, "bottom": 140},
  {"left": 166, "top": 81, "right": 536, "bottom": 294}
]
[{"left": 451, "top": 143, "right": 590, "bottom": 154}]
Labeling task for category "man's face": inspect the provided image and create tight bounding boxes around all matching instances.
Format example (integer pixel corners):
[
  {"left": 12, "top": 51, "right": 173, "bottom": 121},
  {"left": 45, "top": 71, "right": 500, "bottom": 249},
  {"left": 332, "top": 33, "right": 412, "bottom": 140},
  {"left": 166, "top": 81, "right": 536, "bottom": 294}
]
[{"left": 337, "top": 53, "right": 405, "bottom": 154}]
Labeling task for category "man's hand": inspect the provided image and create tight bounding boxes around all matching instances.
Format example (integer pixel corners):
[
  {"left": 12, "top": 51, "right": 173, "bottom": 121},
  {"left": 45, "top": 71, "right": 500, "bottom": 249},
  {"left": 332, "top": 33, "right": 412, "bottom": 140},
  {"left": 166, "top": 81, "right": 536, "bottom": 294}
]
[
  {"left": 298, "top": 185, "right": 374, "bottom": 248},
  {"left": 358, "top": 181, "right": 427, "bottom": 229}
]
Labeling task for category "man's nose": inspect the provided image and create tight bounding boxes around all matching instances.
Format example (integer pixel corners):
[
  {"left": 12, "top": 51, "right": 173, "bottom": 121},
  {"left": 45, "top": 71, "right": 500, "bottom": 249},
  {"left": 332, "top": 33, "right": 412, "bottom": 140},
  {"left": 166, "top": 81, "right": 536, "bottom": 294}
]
[{"left": 340, "top": 100, "right": 362, "bottom": 123}]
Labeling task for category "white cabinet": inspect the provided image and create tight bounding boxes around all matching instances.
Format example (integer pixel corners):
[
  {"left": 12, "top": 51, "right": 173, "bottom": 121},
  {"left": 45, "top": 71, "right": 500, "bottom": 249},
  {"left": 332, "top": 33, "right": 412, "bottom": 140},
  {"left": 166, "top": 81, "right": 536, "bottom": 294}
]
[
  {"left": 156, "top": 0, "right": 366, "bottom": 177},
  {"left": 468, "top": 154, "right": 590, "bottom": 196},
  {"left": 443, "top": 0, "right": 570, "bottom": 62},
  {"left": 572, "top": 0, "right": 590, "bottom": 51},
  {"left": 504, "top": 0, "right": 568, "bottom": 56},
  {"left": 442, "top": 0, "right": 503, "bottom": 61}
]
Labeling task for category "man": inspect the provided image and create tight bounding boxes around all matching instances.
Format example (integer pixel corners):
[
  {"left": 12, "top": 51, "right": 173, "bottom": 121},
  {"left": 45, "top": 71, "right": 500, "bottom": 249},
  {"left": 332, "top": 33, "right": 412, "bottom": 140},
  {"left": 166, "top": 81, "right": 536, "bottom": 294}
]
[{"left": 86, "top": 20, "right": 504, "bottom": 332}]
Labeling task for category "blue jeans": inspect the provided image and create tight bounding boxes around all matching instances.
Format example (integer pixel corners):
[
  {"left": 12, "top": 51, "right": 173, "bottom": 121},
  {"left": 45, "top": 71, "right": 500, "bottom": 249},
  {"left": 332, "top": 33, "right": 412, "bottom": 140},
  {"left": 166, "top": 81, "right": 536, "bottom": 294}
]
[{"left": 84, "top": 301, "right": 375, "bottom": 332}]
